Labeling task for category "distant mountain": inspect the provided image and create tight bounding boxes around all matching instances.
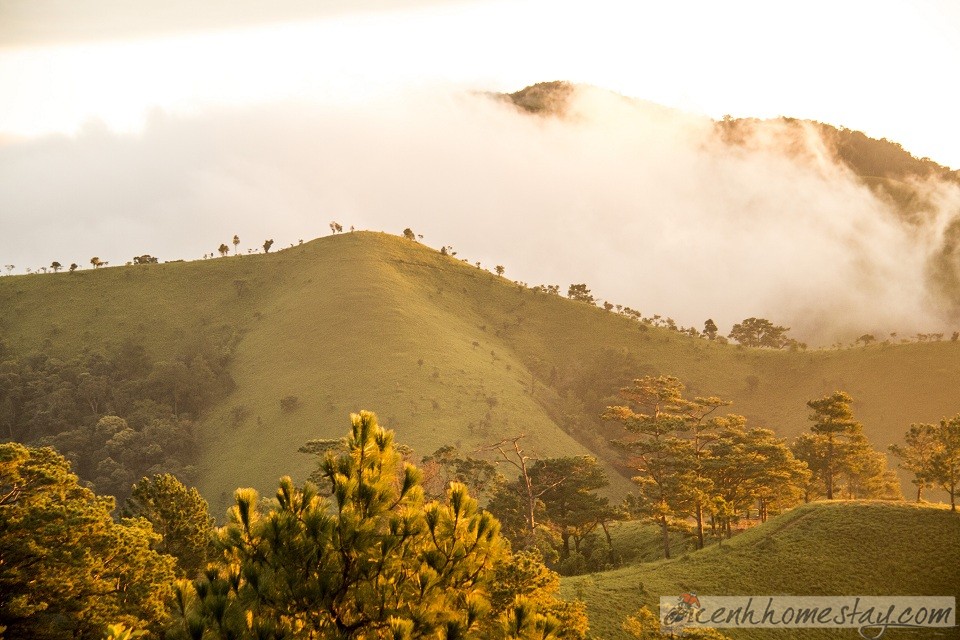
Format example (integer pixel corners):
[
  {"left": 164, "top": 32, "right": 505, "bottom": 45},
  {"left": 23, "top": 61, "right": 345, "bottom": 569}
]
[
  {"left": 502, "top": 81, "right": 959, "bottom": 187},
  {"left": 501, "top": 81, "right": 578, "bottom": 115},
  {"left": 499, "top": 81, "right": 960, "bottom": 321},
  {"left": 719, "top": 116, "right": 960, "bottom": 222},
  {"left": 1, "top": 232, "right": 958, "bottom": 515}
]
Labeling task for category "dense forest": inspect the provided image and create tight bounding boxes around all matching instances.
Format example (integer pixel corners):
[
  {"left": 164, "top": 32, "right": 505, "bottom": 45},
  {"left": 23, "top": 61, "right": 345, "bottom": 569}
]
[{"left": 0, "top": 330, "right": 234, "bottom": 500}]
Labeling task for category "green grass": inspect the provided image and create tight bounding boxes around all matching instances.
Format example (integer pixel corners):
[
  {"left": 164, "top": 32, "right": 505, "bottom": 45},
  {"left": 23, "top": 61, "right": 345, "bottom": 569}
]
[
  {"left": 603, "top": 519, "right": 699, "bottom": 566},
  {"left": 562, "top": 501, "right": 960, "bottom": 639},
  {"left": 2, "top": 232, "right": 959, "bottom": 516}
]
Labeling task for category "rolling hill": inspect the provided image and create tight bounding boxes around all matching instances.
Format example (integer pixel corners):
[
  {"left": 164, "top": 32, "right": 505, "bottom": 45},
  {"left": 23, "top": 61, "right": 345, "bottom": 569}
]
[
  {"left": 561, "top": 501, "right": 960, "bottom": 639},
  {"left": 1, "top": 231, "right": 958, "bottom": 515}
]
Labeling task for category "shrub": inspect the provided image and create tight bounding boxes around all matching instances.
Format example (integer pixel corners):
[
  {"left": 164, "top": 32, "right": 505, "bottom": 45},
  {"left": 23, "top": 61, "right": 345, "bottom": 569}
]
[{"left": 280, "top": 395, "right": 300, "bottom": 412}]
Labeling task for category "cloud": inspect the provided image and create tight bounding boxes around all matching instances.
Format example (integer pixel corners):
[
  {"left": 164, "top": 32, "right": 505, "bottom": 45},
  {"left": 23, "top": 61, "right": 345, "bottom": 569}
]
[{"left": 0, "top": 85, "right": 957, "bottom": 343}]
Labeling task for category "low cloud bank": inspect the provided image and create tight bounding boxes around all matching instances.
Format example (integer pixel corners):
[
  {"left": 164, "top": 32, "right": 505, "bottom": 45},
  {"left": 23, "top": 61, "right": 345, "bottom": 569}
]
[{"left": 1, "top": 85, "right": 957, "bottom": 343}]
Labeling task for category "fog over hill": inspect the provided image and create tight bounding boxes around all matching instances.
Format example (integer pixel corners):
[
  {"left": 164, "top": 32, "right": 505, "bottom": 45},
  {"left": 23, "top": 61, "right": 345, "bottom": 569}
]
[{"left": 1, "top": 83, "right": 958, "bottom": 344}]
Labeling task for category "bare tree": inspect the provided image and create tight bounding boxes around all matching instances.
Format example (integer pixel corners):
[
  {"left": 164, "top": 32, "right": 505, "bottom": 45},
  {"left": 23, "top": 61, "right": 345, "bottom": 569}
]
[{"left": 480, "top": 435, "right": 568, "bottom": 537}]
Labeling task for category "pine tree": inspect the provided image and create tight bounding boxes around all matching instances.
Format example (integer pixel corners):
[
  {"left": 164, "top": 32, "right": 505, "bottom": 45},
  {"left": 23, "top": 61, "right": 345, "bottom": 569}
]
[
  {"left": 124, "top": 473, "right": 215, "bottom": 577},
  {"left": 796, "top": 392, "right": 898, "bottom": 500},
  {"left": 930, "top": 415, "right": 960, "bottom": 511},
  {"left": 603, "top": 376, "right": 695, "bottom": 559},
  {"left": 487, "top": 550, "right": 588, "bottom": 639},
  {"left": 526, "top": 456, "right": 614, "bottom": 565},
  {"left": 889, "top": 423, "right": 940, "bottom": 501},
  {"left": 679, "top": 395, "right": 730, "bottom": 548},
  {"left": 0, "top": 443, "right": 176, "bottom": 638},
  {"left": 728, "top": 317, "right": 791, "bottom": 349},
  {"left": 805, "top": 391, "right": 862, "bottom": 499},
  {"left": 707, "top": 422, "right": 809, "bottom": 535},
  {"left": 172, "top": 411, "right": 570, "bottom": 639},
  {"left": 702, "top": 319, "right": 718, "bottom": 340}
]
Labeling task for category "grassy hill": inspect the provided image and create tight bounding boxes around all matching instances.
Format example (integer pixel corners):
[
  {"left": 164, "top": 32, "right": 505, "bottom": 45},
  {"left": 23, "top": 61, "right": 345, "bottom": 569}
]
[
  {"left": 562, "top": 501, "right": 960, "bottom": 639},
  {"left": 1, "top": 231, "right": 959, "bottom": 514}
]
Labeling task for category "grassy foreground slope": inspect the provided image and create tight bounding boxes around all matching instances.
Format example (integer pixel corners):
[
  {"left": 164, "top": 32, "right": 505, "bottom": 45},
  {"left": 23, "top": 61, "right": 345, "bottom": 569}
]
[
  {"left": 1, "top": 232, "right": 959, "bottom": 513},
  {"left": 562, "top": 501, "right": 960, "bottom": 639}
]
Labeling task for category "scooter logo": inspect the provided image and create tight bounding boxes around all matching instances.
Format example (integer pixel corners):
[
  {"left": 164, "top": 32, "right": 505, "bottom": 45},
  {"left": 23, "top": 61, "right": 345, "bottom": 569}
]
[{"left": 662, "top": 592, "right": 702, "bottom": 630}]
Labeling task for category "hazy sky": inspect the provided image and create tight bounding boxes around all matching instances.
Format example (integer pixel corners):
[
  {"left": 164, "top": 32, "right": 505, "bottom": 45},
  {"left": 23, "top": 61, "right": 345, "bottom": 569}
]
[
  {"left": 1, "top": 0, "right": 958, "bottom": 164},
  {"left": 1, "top": 0, "right": 959, "bottom": 342}
]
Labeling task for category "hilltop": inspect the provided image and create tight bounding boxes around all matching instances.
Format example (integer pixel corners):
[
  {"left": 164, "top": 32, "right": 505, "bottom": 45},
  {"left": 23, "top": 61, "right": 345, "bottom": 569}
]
[
  {"left": 503, "top": 81, "right": 960, "bottom": 186},
  {"left": 561, "top": 500, "right": 960, "bottom": 639},
  {"left": 1, "top": 231, "right": 958, "bottom": 514}
]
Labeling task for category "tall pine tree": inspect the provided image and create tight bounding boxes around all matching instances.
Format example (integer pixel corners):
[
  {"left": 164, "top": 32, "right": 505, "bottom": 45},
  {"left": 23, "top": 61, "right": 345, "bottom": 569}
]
[
  {"left": 795, "top": 392, "right": 899, "bottom": 500},
  {"left": 172, "top": 411, "right": 582, "bottom": 639},
  {"left": 603, "top": 376, "right": 695, "bottom": 559}
]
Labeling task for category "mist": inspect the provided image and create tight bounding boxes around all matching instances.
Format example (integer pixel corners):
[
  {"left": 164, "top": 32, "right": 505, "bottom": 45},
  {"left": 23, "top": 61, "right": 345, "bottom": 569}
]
[
  {"left": 1, "top": 85, "right": 957, "bottom": 344},
  {"left": 0, "top": 0, "right": 454, "bottom": 48}
]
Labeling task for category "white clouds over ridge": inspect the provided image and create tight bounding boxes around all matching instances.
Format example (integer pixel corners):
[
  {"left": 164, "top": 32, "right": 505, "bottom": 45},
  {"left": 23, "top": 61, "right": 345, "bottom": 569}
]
[{"left": 1, "top": 87, "right": 957, "bottom": 343}]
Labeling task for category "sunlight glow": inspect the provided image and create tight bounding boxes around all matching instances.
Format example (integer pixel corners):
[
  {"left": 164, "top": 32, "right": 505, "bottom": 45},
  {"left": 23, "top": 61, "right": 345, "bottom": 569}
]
[{"left": 0, "top": 0, "right": 957, "bottom": 165}]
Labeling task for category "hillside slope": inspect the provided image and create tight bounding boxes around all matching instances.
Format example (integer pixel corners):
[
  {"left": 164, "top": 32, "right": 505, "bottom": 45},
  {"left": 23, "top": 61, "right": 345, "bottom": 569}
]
[
  {"left": 562, "top": 501, "right": 960, "bottom": 639},
  {"left": 194, "top": 232, "right": 634, "bottom": 510},
  {"left": 1, "top": 232, "right": 958, "bottom": 514}
]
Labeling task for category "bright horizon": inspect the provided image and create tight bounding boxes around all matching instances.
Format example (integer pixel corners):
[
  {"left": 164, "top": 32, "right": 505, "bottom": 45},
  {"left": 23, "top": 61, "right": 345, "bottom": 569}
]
[{"left": 1, "top": 0, "right": 958, "bottom": 168}]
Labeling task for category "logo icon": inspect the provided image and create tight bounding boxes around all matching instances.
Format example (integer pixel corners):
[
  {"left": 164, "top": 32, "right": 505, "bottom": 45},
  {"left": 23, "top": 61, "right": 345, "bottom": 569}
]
[{"left": 662, "top": 592, "right": 701, "bottom": 630}]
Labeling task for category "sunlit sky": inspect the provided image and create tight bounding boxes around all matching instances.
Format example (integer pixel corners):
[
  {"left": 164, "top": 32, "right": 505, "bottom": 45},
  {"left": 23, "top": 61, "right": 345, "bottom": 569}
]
[{"left": 1, "top": 0, "right": 958, "bottom": 167}]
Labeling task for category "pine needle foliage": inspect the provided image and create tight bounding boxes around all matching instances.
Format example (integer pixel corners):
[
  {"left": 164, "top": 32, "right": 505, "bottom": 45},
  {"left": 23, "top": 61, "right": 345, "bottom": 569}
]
[{"left": 173, "top": 411, "right": 578, "bottom": 639}]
